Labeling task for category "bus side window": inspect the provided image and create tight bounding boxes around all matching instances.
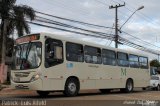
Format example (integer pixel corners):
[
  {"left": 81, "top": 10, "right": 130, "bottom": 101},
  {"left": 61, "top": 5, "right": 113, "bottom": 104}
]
[
  {"left": 66, "top": 42, "right": 84, "bottom": 62},
  {"left": 102, "top": 49, "right": 116, "bottom": 66},
  {"left": 84, "top": 46, "right": 102, "bottom": 64},
  {"left": 117, "top": 52, "right": 129, "bottom": 67},
  {"left": 139, "top": 56, "right": 148, "bottom": 69},
  {"left": 45, "top": 38, "right": 63, "bottom": 68},
  {"left": 129, "top": 54, "right": 139, "bottom": 68}
]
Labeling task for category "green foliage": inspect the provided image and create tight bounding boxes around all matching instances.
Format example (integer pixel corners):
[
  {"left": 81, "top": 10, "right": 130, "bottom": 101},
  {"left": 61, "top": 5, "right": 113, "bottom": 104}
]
[
  {"left": 0, "top": 0, "right": 36, "bottom": 36},
  {"left": 150, "top": 59, "right": 160, "bottom": 67},
  {"left": 0, "top": 0, "right": 36, "bottom": 63}
]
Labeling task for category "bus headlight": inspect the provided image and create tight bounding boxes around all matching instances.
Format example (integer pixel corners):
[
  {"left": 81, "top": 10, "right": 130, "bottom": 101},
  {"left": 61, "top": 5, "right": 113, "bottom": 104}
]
[
  {"left": 30, "top": 73, "right": 41, "bottom": 82},
  {"left": 151, "top": 76, "right": 159, "bottom": 80}
]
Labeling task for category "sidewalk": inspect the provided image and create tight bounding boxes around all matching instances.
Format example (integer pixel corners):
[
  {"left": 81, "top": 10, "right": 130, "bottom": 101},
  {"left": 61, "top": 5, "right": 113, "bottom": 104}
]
[
  {"left": 0, "top": 84, "right": 36, "bottom": 95},
  {"left": 0, "top": 84, "right": 10, "bottom": 91},
  {"left": 0, "top": 84, "right": 14, "bottom": 94}
]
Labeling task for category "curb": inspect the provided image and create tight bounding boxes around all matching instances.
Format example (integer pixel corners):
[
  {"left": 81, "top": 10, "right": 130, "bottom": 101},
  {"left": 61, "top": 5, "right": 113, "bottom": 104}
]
[{"left": 0, "top": 84, "right": 10, "bottom": 91}]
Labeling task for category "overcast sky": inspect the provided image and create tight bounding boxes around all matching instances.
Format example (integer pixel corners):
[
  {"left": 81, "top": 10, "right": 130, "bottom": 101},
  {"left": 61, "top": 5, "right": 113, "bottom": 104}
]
[{"left": 16, "top": 0, "right": 160, "bottom": 60}]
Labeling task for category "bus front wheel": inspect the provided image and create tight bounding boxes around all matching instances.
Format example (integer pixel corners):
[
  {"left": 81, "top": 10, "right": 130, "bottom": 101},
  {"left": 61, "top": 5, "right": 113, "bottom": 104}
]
[
  {"left": 37, "top": 91, "right": 50, "bottom": 97},
  {"left": 63, "top": 78, "right": 79, "bottom": 97}
]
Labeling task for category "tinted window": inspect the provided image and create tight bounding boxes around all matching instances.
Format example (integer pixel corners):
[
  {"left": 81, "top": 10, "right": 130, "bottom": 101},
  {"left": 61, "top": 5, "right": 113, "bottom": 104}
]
[
  {"left": 117, "top": 52, "right": 129, "bottom": 67},
  {"left": 84, "top": 46, "right": 101, "bottom": 64},
  {"left": 45, "top": 38, "right": 63, "bottom": 68},
  {"left": 129, "top": 54, "right": 139, "bottom": 68},
  {"left": 139, "top": 56, "right": 148, "bottom": 69},
  {"left": 102, "top": 49, "right": 116, "bottom": 66},
  {"left": 66, "top": 42, "right": 84, "bottom": 62}
]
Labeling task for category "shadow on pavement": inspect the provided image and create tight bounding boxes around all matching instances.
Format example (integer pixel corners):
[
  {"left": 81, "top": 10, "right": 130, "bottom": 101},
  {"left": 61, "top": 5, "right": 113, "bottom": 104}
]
[{"left": 6, "top": 89, "right": 148, "bottom": 99}]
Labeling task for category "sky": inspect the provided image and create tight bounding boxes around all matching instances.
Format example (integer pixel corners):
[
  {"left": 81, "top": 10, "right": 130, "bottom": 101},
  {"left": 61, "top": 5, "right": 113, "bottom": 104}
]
[{"left": 16, "top": 0, "right": 160, "bottom": 60}]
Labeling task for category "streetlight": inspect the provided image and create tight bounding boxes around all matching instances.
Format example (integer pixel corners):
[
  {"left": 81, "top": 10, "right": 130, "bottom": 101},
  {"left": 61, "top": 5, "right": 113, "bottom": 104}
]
[
  {"left": 110, "top": 4, "right": 144, "bottom": 48},
  {"left": 119, "top": 6, "right": 144, "bottom": 31}
]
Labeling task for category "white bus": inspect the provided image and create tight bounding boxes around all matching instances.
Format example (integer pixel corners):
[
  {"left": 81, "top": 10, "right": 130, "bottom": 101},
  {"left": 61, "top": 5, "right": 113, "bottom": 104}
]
[{"left": 11, "top": 33, "right": 150, "bottom": 97}]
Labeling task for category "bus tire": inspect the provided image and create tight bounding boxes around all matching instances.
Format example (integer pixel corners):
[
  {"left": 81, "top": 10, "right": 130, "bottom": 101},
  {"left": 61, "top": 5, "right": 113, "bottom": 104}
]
[
  {"left": 63, "top": 78, "right": 79, "bottom": 97},
  {"left": 37, "top": 91, "right": 50, "bottom": 97},
  {"left": 123, "top": 79, "right": 134, "bottom": 93},
  {"left": 99, "top": 89, "right": 111, "bottom": 94}
]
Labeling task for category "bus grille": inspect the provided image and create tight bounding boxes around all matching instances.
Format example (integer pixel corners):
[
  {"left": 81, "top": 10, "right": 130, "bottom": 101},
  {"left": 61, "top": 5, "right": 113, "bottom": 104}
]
[{"left": 15, "top": 72, "right": 30, "bottom": 77}]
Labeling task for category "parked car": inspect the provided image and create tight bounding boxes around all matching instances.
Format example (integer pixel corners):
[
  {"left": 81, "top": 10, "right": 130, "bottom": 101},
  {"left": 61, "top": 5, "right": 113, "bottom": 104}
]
[{"left": 150, "top": 67, "right": 160, "bottom": 91}]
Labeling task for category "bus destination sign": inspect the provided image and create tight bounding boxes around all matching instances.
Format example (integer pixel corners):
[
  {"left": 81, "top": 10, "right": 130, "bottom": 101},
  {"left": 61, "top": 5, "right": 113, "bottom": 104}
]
[{"left": 16, "top": 35, "right": 40, "bottom": 44}]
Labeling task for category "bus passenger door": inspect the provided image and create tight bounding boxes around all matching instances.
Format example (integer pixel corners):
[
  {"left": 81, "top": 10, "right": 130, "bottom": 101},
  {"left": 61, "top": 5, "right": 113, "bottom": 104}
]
[{"left": 43, "top": 38, "right": 64, "bottom": 90}]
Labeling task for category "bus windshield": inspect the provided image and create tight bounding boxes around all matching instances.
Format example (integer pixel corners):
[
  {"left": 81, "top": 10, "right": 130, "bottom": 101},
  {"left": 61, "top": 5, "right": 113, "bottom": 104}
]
[{"left": 13, "top": 42, "right": 42, "bottom": 70}]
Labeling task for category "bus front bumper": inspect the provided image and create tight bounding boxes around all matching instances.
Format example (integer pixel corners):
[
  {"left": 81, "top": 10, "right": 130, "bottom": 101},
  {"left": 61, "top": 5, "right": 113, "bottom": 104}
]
[{"left": 11, "top": 79, "right": 43, "bottom": 90}]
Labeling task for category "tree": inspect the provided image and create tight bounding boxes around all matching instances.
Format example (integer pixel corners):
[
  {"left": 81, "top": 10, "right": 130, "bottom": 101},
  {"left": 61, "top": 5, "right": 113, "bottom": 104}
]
[
  {"left": 0, "top": 0, "right": 36, "bottom": 64},
  {"left": 6, "top": 37, "right": 14, "bottom": 57},
  {"left": 150, "top": 59, "right": 160, "bottom": 68}
]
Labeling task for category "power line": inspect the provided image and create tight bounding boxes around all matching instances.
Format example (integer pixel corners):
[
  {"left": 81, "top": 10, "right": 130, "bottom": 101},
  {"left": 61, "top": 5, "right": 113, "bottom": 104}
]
[
  {"left": 35, "top": 16, "right": 114, "bottom": 38},
  {"left": 30, "top": 18, "right": 160, "bottom": 55},
  {"left": 36, "top": 14, "right": 160, "bottom": 49},
  {"left": 2, "top": 11, "right": 160, "bottom": 55},
  {"left": 108, "top": 0, "right": 160, "bottom": 49},
  {"left": 35, "top": 11, "right": 160, "bottom": 50},
  {"left": 105, "top": 23, "right": 114, "bottom": 46},
  {"left": 121, "top": 31, "right": 160, "bottom": 49},
  {"left": 119, "top": 36, "right": 160, "bottom": 55},
  {"left": 35, "top": 11, "right": 114, "bottom": 30},
  {"left": 27, "top": 21, "right": 114, "bottom": 40},
  {"left": 112, "top": 0, "right": 160, "bottom": 30},
  {"left": 33, "top": 17, "right": 160, "bottom": 55},
  {"left": 37, "top": 0, "right": 160, "bottom": 44},
  {"left": 30, "top": 20, "right": 160, "bottom": 55}
]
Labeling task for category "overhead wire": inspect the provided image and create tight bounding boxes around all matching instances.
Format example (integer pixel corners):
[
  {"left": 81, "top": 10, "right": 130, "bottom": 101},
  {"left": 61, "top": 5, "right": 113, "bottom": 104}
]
[
  {"left": 35, "top": 16, "right": 114, "bottom": 37},
  {"left": 121, "top": 31, "right": 160, "bottom": 49},
  {"left": 34, "top": 17, "right": 160, "bottom": 55},
  {"left": 37, "top": 11, "right": 159, "bottom": 50},
  {"left": 101, "top": 0, "right": 160, "bottom": 50},
  {"left": 106, "top": 23, "right": 114, "bottom": 46},
  {"left": 112, "top": 0, "right": 160, "bottom": 37},
  {"left": 34, "top": 11, "right": 160, "bottom": 54},
  {"left": 2, "top": 7, "right": 160, "bottom": 55},
  {"left": 27, "top": 21, "right": 113, "bottom": 40},
  {"left": 32, "top": 18, "right": 160, "bottom": 55},
  {"left": 35, "top": 11, "right": 114, "bottom": 30}
]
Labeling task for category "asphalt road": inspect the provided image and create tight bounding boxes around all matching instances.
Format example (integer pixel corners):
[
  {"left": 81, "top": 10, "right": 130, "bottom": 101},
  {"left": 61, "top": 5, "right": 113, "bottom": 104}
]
[
  {"left": 0, "top": 89, "right": 160, "bottom": 106},
  {"left": 0, "top": 88, "right": 160, "bottom": 100}
]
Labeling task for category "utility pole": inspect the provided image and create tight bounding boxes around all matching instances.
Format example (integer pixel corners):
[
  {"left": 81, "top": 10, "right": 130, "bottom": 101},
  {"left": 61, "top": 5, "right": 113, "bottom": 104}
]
[{"left": 109, "top": 3, "right": 125, "bottom": 48}]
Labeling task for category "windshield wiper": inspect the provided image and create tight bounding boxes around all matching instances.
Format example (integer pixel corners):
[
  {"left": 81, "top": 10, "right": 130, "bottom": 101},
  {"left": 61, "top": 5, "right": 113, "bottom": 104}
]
[
  {"left": 25, "top": 42, "right": 32, "bottom": 62},
  {"left": 13, "top": 46, "right": 22, "bottom": 69},
  {"left": 20, "top": 42, "right": 32, "bottom": 69}
]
